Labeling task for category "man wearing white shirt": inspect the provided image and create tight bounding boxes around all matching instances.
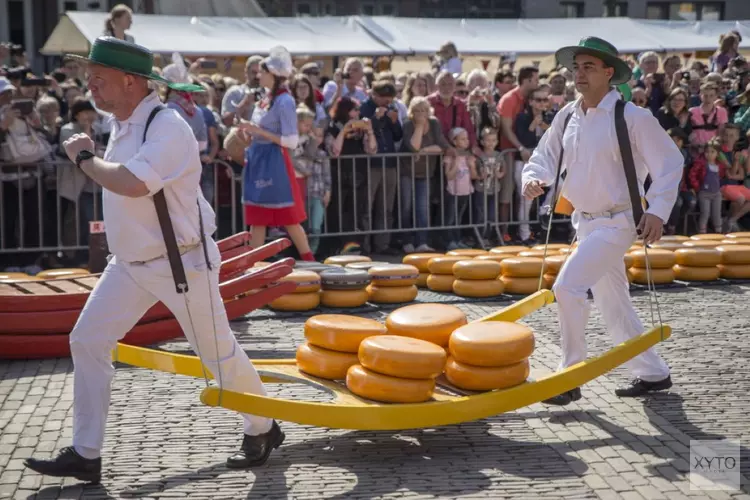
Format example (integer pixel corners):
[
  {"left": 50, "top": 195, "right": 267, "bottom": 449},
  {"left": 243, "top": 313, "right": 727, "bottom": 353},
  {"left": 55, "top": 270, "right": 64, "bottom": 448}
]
[
  {"left": 323, "top": 57, "right": 368, "bottom": 108},
  {"left": 24, "top": 37, "right": 283, "bottom": 484},
  {"left": 522, "top": 37, "right": 682, "bottom": 405}
]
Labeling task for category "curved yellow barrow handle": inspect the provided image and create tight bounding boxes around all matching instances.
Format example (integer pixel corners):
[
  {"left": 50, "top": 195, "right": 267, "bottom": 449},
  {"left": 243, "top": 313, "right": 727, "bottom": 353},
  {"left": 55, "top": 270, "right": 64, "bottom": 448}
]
[{"left": 113, "top": 290, "right": 671, "bottom": 431}]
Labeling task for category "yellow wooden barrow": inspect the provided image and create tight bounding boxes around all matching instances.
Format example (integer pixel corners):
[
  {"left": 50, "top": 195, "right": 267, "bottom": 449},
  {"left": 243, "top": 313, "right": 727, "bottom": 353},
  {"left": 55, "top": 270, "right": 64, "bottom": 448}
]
[{"left": 112, "top": 290, "right": 671, "bottom": 431}]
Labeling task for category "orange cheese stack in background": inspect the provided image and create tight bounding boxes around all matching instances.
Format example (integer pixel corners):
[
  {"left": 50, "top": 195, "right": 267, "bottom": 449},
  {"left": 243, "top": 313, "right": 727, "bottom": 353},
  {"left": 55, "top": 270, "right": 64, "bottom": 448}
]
[
  {"left": 716, "top": 245, "right": 750, "bottom": 279},
  {"left": 499, "top": 257, "right": 547, "bottom": 294},
  {"left": 403, "top": 253, "right": 442, "bottom": 288},
  {"left": 628, "top": 248, "right": 675, "bottom": 285},
  {"left": 426, "top": 256, "right": 468, "bottom": 293},
  {"left": 451, "top": 260, "right": 504, "bottom": 298},
  {"left": 268, "top": 269, "right": 322, "bottom": 311},
  {"left": 671, "top": 248, "right": 721, "bottom": 281},
  {"left": 366, "top": 264, "right": 420, "bottom": 304}
]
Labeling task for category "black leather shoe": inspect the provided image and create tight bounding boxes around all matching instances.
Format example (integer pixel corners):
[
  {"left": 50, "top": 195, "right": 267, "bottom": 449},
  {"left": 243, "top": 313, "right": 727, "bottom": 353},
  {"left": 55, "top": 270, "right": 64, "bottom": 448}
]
[
  {"left": 615, "top": 376, "right": 672, "bottom": 397},
  {"left": 542, "top": 387, "right": 582, "bottom": 406},
  {"left": 24, "top": 446, "right": 101, "bottom": 484},
  {"left": 226, "top": 420, "right": 285, "bottom": 469}
]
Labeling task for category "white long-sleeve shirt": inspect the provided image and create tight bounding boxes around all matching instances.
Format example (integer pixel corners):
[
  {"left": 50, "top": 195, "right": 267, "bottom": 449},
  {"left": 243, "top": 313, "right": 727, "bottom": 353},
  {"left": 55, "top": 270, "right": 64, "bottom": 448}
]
[{"left": 521, "top": 90, "right": 683, "bottom": 224}]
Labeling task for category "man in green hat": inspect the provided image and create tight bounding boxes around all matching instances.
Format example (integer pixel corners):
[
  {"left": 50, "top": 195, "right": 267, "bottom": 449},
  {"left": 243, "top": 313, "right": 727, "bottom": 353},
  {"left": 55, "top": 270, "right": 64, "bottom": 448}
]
[
  {"left": 521, "top": 37, "right": 683, "bottom": 405},
  {"left": 23, "top": 37, "right": 284, "bottom": 484}
]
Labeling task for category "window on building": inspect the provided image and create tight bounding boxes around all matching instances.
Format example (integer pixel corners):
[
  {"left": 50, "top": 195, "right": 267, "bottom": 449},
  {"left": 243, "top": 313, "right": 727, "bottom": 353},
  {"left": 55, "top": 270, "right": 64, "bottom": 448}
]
[
  {"left": 561, "top": 2, "right": 584, "bottom": 17},
  {"left": 603, "top": 1, "right": 628, "bottom": 16},
  {"left": 646, "top": 2, "right": 724, "bottom": 20},
  {"left": 419, "top": 0, "right": 520, "bottom": 18},
  {"left": 295, "top": 2, "right": 314, "bottom": 16}
]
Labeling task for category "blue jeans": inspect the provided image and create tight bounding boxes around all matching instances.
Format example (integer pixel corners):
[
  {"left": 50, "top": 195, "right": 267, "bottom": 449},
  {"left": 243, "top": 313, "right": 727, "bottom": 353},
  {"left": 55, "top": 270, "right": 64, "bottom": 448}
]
[
  {"left": 400, "top": 176, "right": 430, "bottom": 247},
  {"left": 472, "top": 191, "right": 496, "bottom": 238},
  {"left": 307, "top": 197, "right": 325, "bottom": 254},
  {"left": 200, "top": 163, "right": 214, "bottom": 206},
  {"left": 443, "top": 193, "right": 469, "bottom": 245}
]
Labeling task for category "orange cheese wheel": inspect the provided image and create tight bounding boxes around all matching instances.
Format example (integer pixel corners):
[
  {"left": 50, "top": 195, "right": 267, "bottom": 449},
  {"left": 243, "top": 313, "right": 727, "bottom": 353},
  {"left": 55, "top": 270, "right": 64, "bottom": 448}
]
[
  {"left": 320, "top": 289, "right": 369, "bottom": 308},
  {"left": 628, "top": 244, "right": 644, "bottom": 253},
  {"left": 500, "top": 275, "right": 548, "bottom": 294},
  {"left": 543, "top": 273, "right": 556, "bottom": 289},
  {"left": 726, "top": 232, "right": 750, "bottom": 239},
  {"left": 402, "top": 253, "right": 443, "bottom": 273},
  {"left": 368, "top": 264, "right": 419, "bottom": 287},
  {"left": 269, "top": 292, "right": 320, "bottom": 311},
  {"left": 36, "top": 268, "right": 89, "bottom": 279},
  {"left": 543, "top": 255, "right": 567, "bottom": 274},
  {"left": 366, "top": 284, "right": 418, "bottom": 304},
  {"left": 500, "top": 257, "right": 544, "bottom": 278},
  {"left": 716, "top": 245, "right": 750, "bottom": 265},
  {"left": 296, "top": 343, "right": 359, "bottom": 380},
  {"left": 445, "top": 357, "right": 529, "bottom": 391},
  {"left": 719, "top": 238, "right": 750, "bottom": 245},
  {"left": 672, "top": 264, "right": 720, "bottom": 281},
  {"left": 630, "top": 249, "right": 676, "bottom": 269},
  {"left": 474, "top": 254, "right": 513, "bottom": 263},
  {"left": 279, "top": 269, "right": 321, "bottom": 293},
  {"left": 682, "top": 240, "right": 721, "bottom": 249},
  {"left": 446, "top": 249, "right": 489, "bottom": 257},
  {"left": 346, "top": 261, "right": 390, "bottom": 270},
  {"left": 304, "top": 314, "right": 386, "bottom": 353},
  {"left": 489, "top": 245, "right": 528, "bottom": 256},
  {"left": 449, "top": 322, "right": 534, "bottom": 367},
  {"left": 651, "top": 242, "right": 684, "bottom": 251},
  {"left": 452, "top": 260, "right": 501, "bottom": 280},
  {"left": 558, "top": 247, "right": 576, "bottom": 256},
  {"left": 661, "top": 235, "right": 690, "bottom": 242},
  {"left": 385, "top": 303, "right": 467, "bottom": 347},
  {"left": 673, "top": 248, "right": 721, "bottom": 267},
  {"left": 426, "top": 273, "right": 455, "bottom": 292},
  {"left": 358, "top": 335, "right": 447, "bottom": 379},
  {"left": 0, "top": 272, "right": 32, "bottom": 280},
  {"left": 452, "top": 278, "right": 504, "bottom": 297},
  {"left": 626, "top": 268, "right": 634, "bottom": 282},
  {"left": 629, "top": 267, "right": 674, "bottom": 284},
  {"left": 346, "top": 365, "right": 435, "bottom": 403},
  {"left": 427, "top": 255, "right": 469, "bottom": 274},
  {"left": 624, "top": 254, "right": 634, "bottom": 269},
  {"left": 690, "top": 233, "right": 726, "bottom": 241},
  {"left": 718, "top": 264, "right": 750, "bottom": 279},
  {"left": 416, "top": 273, "right": 429, "bottom": 288},
  {"left": 532, "top": 243, "right": 570, "bottom": 252},
  {"left": 517, "top": 250, "right": 548, "bottom": 258},
  {"left": 324, "top": 255, "right": 372, "bottom": 265}
]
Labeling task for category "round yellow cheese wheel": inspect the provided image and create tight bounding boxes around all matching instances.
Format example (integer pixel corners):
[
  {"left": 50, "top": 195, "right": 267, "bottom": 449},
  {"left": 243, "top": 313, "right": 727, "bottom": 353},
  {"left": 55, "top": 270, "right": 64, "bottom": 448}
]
[
  {"left": 279, "top": 269, "right": 321, "bottom": 294},
  {"left": 452, "top": 278, "right": 504, "bottom": 297},
  {"left": 543, "top": 273, "right": 556, "bottom": 289},
  {"left": 427, "top": 255, "right": 469, "bottom": 274},
  {"left": 651, "top": 241, "right": 684, "bottom": 251},
  {"left": 452, "top": 260, "right": 501, "bottom": 280},
  {"left": 304, "top": 314, "right": 386, "bottom": 353},
  {"left": 716, "top": 245, "right": 750, "bottom": 265},
  {"left": 324, "top": 255, "right": 372, "bottom": 265},
  {"left": 368, "top": 264, "right": 419, "bottom": 287},
  {"left": 36, "top": 268, "right": 89, "bottom": 279},
  {"left": 474, "top": 254, "right": 513, "bottom": 263},
  {"left": 682, "top": 240, "right": 721, "bottom": 249},
  {"left": 446, "top": 249, "right": 489, "bottom": 257},
  {"left": 630, "top": 248, "right": 676, "bottom": 269},
  {"left": 624, "top": 254, "right": 634, "bottom": 269},
  {"left": 672, "top": 264, "right": 720, "bottom": 281},
  {"left": 296, "top": 342, "right": 359, "bottom": 380},
  {"left": 445, "top": 357, "right": 529, "bottom": 391},
  {"left": 532, "top": 243, "right": 570, "bottom": 252},
  {"left": 720, "top": 238, "right": 750, "bottom": 246},
  {"left": 626, "top": 268, "right": 634, "bottom": 282},
  {"left": 517, "top": 249, "right": 548, "bottom": 259},
  {"left": 543, "top": 255, "right": 567, "bottom": 274},
  {"left": 320, "top": 289, "right": 369, "bottom": 308},
  {"left": 0, "top": 272, "right": 32, "bottom": 280},
  {"left": 402, "top": 253, "right": 443, "bottom": 273},
  {"left": 416, "top": 273, "right": 429, "bottom": 288},
  {"left": 358, "top": 335, "right": 447, "bottom": 379},
  {"left": 346, "top": 365, "right": 435, "bottom": 403},
  {"left": 269, "top": 292, "right": 320, "bottom": 311},
  {"left": 629, "top": 267, "right": 674, "bottom": 285},
  {"left": 718, "top": 264, "right": 750, "bottom": 279},
  {"left": 449, "top": 322, "right": 534, "bottom": 367},
  {"left": 628, "top": 244, "right": 644, "bottom": 253},
  {"left": 489, "top": 245, "right": 529, "bottom": 256},
  {"left": 500, "top": 275, "right": 547, "bottom": 294},
  {"left": 426, "top": 273, "right": 455, "bottom": 293},
  {"left": 558, "top": 247, "right": 576, "bottom": 256},
  {"left": 690, "top": 233, "right": 726, "bottom": 241},
  {"left": 346, "top": 261, "right": 390, "bottom": 270},
  {"left": 725, "top": 232, "right": 750, "bottom": 239},
  {"left": 673, "top": 248, "right": 721, "bottom": 267},
  {"left": 366, "top": 284, "right": 418, "bottom": 304},
  {"left": 661, "top": 235, "right": 690, "bottom": 242},
  {"left": 500, "top": 257, "right": 544, "bottom": 278},
  {"left": 385, "top": 303, "right": 467, "bottom": 347}
]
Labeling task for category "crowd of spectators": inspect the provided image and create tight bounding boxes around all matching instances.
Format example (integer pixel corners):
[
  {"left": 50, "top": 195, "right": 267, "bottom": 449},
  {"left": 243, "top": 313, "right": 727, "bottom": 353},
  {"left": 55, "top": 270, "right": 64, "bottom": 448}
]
[{"left": 1, "top": 6, "right": 749, "bottom": 269}]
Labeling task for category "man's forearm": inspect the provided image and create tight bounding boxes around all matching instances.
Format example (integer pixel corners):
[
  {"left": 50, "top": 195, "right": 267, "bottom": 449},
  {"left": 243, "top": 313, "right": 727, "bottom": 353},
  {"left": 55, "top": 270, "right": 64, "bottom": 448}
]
[{"left": 79, "top": 157, "right": 149, "bottom": 198}]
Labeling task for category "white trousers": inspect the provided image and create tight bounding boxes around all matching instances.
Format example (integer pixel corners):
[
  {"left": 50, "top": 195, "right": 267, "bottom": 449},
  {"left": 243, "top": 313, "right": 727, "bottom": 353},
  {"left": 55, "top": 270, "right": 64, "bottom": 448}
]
[
  {"left": 514, "top": 161, "right": 533, "bottom": 240},
  {"left": 69, "top": 240, "right": 272, "bottom": 454},
  {"left": 552, "top": 211, "right": 670, "bottom": 382}
]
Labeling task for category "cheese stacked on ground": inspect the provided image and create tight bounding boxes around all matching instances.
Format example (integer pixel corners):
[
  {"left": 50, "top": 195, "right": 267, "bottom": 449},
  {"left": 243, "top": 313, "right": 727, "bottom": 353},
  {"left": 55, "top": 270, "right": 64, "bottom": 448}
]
[
  {"left": 451, "top": 260, "right": 504, "bottom": 297},
  {"left": 366, "top": 264, "right": 419, "bottom": 304},
  {"left": 268, "top": 269, "right": 322, "bottom": 311},
  {"left": 672, "top": 248, "right": 721, "bottom": 281},
  {"left": 628, "top": 248, "right": 676, "bottom": 285},
  {"left": 403, "top": 253, "right": 443, "bottom": 288},
  {"left": 426, "top": 256, "right": 470, "bottom": 293},
  {"left": 716, "top": 245, "right": 750, "bottom": 279},
  {"left": 499, "top": 257, "right": 547, "bottom": 295}
]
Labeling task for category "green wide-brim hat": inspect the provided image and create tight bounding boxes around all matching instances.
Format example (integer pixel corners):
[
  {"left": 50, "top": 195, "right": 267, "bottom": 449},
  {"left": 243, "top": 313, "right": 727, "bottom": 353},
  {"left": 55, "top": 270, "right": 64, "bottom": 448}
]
[
  {"left": 555, "top": 36, "right": 632, "bottom": 86},
  {"left": 65, "top": 36, "right": 204, "bottom": 93}
]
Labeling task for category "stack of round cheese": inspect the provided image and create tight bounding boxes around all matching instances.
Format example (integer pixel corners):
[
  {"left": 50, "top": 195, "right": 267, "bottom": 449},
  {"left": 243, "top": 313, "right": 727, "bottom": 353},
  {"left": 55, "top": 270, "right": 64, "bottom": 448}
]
[
  {"left": 489, "top": 245, "right": 529, "bottom": 256},
  {"left": 672, "top": 248, "right": 721, "bottom": 281},
  {"left": 319, "top": 268, "right": 371, "bottom": 308},
  {"left": 446, "top": 249, "right": 489, "bottom": 258},
  {"left": 716, "top": 245, "right": 750, "bottom": 279},
  {"left": 445, "top": 322, "right": 533, "bottom": 391},
  {"left": 629, "top": 248, "right": 676, "bottom": 284},
  {"left": 385, "top": 303, "right": 468, "bottom": 347},
  {"left": 719, "top": 238, "right": 750, "bottom": 246},
  {"left": 403, "top": 253, "right": 442, "bottom": 288},
  {"left": 366, "top": 264, "right": 420, "bottom": 304},
  {"left": 532, "top": 243, "right": 570, "bottom": 254},
  {"left": 296, "top": 315, "right": 386, "bottom": 380},
  {"left": 426, "top": 256, "right": 469, "bottom": 293},
  {"left": 268, "top": 269, "right": 322, "bottom": 311},
  {"left": 651, "top": 241, "right": 685, "bottom": 251},
  {"left": 517, "top": 249, "right": 548, "bottom": 259},
  {"left": 726, "top": 232, "right": 750, "bottom": 239},
  {"left": 345, "top": 261, "right": 390, "bottom": 271},
  {"left": 541, "top": 255, "right": 567, "bottom": 289},
  {"left": 499, "top": 257, "right": 546, "bottom": 294},
  {"left": 624, "top": 253, "right": 635, "bottom": 282},
  {"left": 451, "top": 260, "right": 504, "bottom": 297},
  {"left": 690, "top": 234, "right": 726, "bottom": 242},
  {"left": 324, "top": 255, "right": 372, "bottom": 266},
  {"left": 346, "top": 335, "right": 447, "bottom": 403},
  {"left": 682, "top": 239, "right": 722, "bottom": 249}
]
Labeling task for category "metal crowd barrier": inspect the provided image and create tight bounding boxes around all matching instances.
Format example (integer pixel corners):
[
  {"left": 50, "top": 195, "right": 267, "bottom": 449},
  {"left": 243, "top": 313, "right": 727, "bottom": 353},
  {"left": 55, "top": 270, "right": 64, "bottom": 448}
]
[{"left": 0, "top": 151, "right": 571, "bottom": 257}]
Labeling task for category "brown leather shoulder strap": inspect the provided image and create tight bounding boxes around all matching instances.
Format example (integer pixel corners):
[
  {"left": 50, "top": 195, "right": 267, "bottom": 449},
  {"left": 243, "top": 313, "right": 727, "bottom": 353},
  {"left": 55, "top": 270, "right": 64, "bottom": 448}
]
[{"left": 614, "top": 100, "right": 645, "bottom": 226}]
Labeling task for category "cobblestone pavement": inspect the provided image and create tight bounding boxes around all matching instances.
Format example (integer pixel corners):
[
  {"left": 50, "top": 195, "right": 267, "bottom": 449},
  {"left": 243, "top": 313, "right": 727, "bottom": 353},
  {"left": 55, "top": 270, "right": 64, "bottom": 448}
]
[{"left": 1, "top": 285, "right": 750, "bottom": 499}]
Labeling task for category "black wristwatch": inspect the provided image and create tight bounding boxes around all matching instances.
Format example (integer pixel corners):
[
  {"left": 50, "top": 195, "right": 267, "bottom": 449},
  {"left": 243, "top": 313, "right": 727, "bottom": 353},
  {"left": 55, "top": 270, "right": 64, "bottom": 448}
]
[{"left": 75, "top": 150, "right": 95, "bottom": 168}]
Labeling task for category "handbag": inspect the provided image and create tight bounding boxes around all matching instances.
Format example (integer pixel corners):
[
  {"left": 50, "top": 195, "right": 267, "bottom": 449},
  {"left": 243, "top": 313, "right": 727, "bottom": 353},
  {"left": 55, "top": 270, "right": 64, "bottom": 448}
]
[{"left": 243, "top": 143, "right": 295, "bottom": 208}]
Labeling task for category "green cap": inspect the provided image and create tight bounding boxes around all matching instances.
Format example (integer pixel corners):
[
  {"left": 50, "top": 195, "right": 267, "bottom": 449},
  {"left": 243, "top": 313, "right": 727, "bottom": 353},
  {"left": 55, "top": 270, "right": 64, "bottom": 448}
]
[
  {"left": 555, "top": 37, "right": 633, "bottom": 86},
  {"left": 65, "top": 36, "right": 204, "bottom": 93}
]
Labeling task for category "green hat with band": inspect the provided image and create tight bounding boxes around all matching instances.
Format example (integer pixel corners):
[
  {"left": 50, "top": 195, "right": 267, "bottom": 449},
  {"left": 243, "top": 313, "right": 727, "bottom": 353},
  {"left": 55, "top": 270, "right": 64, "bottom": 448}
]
[
  {"left": 65, "top": 36, "right": 204, "bottom": 93},
  {"left": 555, "top": 36, "right": 632, "bottom": 86}
]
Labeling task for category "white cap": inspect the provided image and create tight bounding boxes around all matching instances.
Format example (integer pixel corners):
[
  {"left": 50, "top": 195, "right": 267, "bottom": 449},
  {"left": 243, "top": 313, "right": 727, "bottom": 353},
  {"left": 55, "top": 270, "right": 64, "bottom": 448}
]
[
  {"left": 0, "top": 77, "right": 16, "bottom": 95},
  {"left": 162, "top": 52, "right": 189, "bottom": 84},
  {"left": 264, "top": 46, "right": 293, "bottom": 78}
]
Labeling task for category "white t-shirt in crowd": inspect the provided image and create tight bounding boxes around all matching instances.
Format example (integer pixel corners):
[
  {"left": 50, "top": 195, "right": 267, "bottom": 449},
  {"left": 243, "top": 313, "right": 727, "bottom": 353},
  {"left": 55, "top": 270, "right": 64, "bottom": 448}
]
[{"left": 441, "top": 57, "right": 462, "bottom": 75}]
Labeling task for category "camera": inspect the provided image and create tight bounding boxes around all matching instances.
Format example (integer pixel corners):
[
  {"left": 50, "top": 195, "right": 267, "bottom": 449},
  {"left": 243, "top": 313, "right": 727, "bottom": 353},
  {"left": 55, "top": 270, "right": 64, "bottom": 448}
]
[
  {"left": 11, "top": 99, "right": 34, "bottom": 116},
  {"left": 4, "top": 66, "right": 29, "bottom": 81}
]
